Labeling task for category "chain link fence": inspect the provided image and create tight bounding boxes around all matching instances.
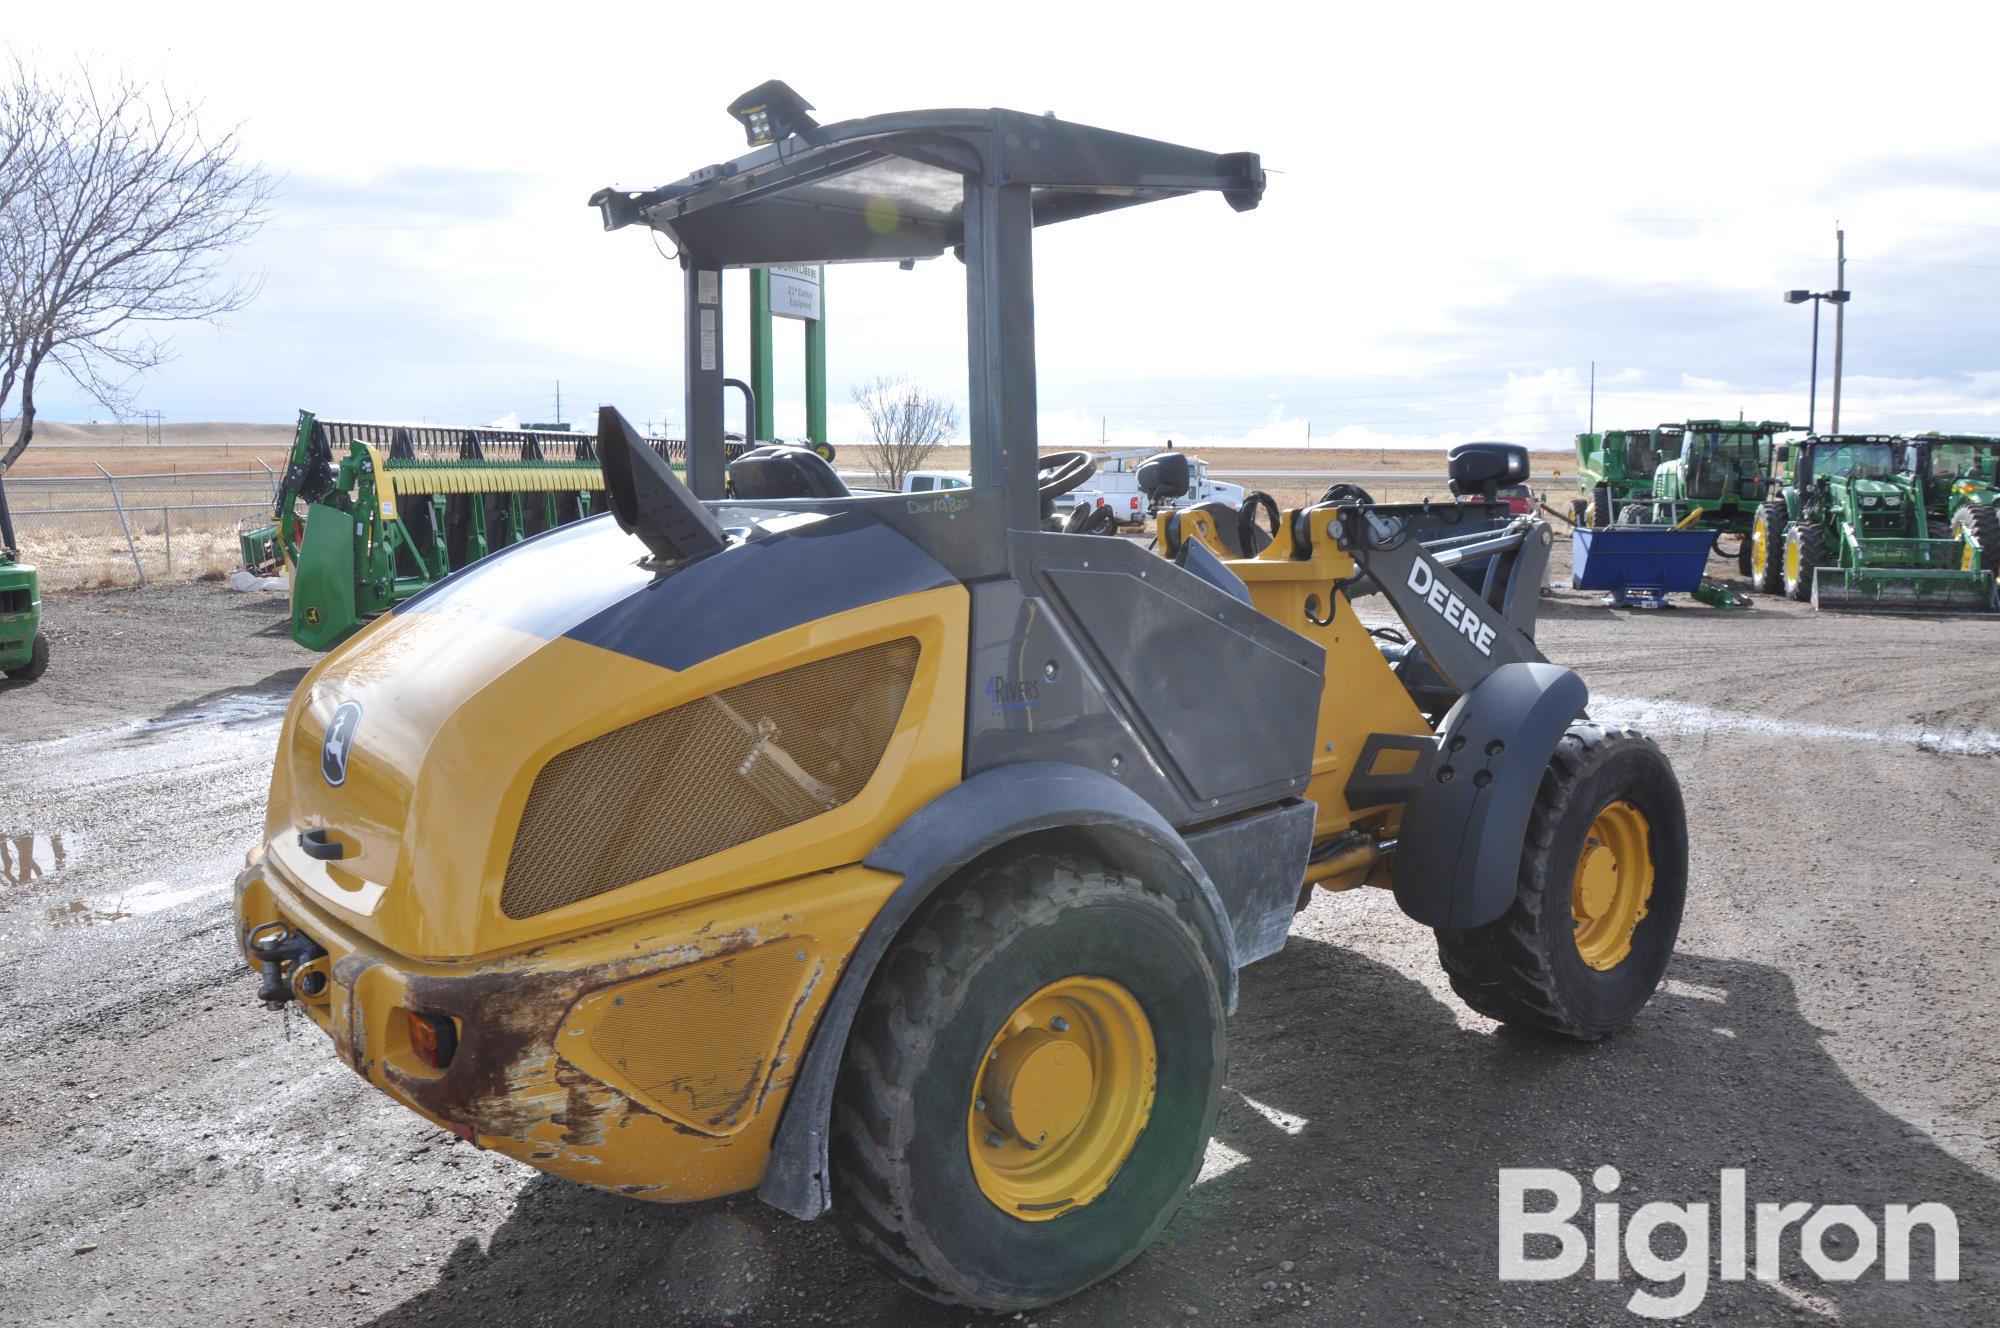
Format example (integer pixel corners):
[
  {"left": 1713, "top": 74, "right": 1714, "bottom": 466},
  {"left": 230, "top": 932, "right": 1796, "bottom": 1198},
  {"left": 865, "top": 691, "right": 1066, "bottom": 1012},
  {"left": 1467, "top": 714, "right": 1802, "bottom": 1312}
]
[{"left": 5, "top": 467, "right": 280, "bottom": 590}]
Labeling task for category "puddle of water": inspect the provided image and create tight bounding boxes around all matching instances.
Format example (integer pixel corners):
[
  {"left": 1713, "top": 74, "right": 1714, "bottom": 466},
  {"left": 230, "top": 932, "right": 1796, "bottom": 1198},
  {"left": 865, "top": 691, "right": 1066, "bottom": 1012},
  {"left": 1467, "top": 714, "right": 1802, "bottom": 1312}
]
[
  {"left": 43, "top": 879, "right": 226, "bottom": 929},
  {"left": 1595, "top": 695, "right": 2000, "bottom": 759},
  {"left": 48, "top": 897, "right": 132, "bottom": 929},
  {"left": 0, "top": 833, "right": 82, "bottom": 888},
  {"left": 130, "top": 688, "right": 291, "bottom": 738}
]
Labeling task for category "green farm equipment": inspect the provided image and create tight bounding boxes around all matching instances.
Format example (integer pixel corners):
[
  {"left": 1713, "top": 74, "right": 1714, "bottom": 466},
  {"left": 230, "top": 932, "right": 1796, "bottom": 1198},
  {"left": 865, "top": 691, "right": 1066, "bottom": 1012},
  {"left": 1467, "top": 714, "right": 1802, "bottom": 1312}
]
[
  {"left": 1640, "top": 420, "right": 1796, "bottom": 575},
  {"left": 1750, "top": 434, "right": 1994, "bottom": 612},
  {"left": 1571, "top": 424, "right": 1680, "bottom": 527},
  {"left": 267, "top": 411, "right": 737, "bottom": 651},
  {"left": 1906, "top": 433, "right": 2000, "bottom": 574},
  {"left": 0, "top": 474, "right": 49, "bottom": 681}
]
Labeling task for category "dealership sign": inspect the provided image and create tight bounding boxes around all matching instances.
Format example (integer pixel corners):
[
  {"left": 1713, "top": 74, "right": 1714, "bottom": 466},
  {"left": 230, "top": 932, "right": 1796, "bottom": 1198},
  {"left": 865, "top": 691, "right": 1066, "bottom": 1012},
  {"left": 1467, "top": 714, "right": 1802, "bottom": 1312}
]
[{"left": 767, "top": 265, "right": 822, "bottom": 321}]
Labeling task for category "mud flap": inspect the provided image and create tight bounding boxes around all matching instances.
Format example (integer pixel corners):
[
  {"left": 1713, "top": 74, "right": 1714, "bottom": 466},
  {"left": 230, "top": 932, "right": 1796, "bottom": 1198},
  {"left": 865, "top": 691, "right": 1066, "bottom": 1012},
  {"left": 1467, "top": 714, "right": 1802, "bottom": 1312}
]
[{"left": 1391, "top": 662, "right": 1587, "bottom": 929}]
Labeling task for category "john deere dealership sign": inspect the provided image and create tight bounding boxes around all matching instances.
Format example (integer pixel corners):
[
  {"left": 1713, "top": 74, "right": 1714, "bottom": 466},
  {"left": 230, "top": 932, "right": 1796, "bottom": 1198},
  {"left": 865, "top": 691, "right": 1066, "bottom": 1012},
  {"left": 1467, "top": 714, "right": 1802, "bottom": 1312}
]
[{"left": 768, "top": 265, "right": 822, "bottom": 321}]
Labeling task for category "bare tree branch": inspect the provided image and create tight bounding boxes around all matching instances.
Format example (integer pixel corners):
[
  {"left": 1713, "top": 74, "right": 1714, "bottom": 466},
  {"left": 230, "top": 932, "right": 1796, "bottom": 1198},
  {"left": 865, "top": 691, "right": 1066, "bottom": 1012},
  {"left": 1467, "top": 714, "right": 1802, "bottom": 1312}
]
[
  {"left": 0, "top": 52, "right": 272, "bottom": 471},
  {"left": 851, "top": 375, "right": 960, "bottom": 491}
]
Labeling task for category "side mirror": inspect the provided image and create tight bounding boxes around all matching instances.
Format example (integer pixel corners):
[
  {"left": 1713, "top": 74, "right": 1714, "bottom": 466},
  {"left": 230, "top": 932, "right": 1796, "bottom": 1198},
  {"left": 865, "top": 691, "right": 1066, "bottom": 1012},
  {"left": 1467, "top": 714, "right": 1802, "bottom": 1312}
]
[
  {"left": 1446, "top": 441, "right": 1529, "bottom": 500},
  {"left": 1775, "top": 444, "right": 1790, "bottom": 464}
]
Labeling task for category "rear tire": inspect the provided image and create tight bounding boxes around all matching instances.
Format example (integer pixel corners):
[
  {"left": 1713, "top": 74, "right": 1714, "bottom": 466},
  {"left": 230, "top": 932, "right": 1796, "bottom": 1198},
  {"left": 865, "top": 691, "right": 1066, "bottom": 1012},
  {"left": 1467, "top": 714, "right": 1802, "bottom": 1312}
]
[
  {"left": 1568, "top": 498, "right": 1588, "bottom": 528},
  {"left": 1954, "top": 504, "right": 2000, "bottom": 574},
  {"left": 5, "top": 631, "right": 49, "bottom": 681},
  {"left": 1751, "top": 501, "right": 1787, "bottom": 594},
  {"left": 831, "top": 853, "right": 1226, "bottom": 1310},
  {"left": 1435, "top": 725, "right": 1688, "bottom": 1040},
  {"left": 1784, "top": 522, "right": 1826, "bottom": 601},
  {"left": 1588, "top": 485, "right": 1613, "bottom": 528}
]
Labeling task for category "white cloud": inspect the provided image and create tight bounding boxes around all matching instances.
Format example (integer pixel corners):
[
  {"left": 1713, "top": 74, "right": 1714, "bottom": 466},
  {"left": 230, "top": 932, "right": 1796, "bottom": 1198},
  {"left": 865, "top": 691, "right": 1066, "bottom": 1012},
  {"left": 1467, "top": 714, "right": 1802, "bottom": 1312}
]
[{"left": 9, "top": 1, "right": 2000, "bottom": 449}]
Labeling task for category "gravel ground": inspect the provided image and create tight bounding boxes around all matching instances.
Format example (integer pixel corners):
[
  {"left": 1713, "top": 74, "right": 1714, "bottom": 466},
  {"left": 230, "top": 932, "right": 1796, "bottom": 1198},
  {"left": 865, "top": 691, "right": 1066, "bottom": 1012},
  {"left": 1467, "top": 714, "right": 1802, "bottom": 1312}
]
[{"left": 1, "top": 565, "right": 1995, "bottom": 1327}]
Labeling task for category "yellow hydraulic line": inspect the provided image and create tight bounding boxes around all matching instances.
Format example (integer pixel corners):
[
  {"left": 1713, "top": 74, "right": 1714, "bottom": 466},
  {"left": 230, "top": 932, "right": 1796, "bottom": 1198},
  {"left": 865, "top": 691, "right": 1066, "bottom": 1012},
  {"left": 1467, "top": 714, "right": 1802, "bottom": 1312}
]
[{"left": 1672, "top": 506, "right": 1705, "bottom": 531}]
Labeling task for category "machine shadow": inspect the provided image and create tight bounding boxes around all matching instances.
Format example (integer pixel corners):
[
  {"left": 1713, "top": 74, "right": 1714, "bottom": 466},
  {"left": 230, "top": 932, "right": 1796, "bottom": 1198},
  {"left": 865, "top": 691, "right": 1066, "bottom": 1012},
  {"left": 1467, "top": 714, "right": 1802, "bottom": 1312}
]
[{"left": 366, "top": 939, "right": 1996, "bottom": 1328}]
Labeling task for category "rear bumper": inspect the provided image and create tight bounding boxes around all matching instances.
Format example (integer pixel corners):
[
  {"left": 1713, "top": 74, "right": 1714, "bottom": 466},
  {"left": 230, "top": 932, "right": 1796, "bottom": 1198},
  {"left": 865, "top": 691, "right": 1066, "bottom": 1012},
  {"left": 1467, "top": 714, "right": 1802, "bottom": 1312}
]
[{"left": 233, "top": 852, "right": 896, "bottom": 1202}]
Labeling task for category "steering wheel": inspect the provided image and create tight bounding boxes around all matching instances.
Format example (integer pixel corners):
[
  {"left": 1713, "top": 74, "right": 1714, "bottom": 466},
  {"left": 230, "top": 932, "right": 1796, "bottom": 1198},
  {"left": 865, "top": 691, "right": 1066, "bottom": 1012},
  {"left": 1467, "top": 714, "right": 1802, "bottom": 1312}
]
[{"left": 1037, "top": 451, "right": 1096, "bottom": 503}]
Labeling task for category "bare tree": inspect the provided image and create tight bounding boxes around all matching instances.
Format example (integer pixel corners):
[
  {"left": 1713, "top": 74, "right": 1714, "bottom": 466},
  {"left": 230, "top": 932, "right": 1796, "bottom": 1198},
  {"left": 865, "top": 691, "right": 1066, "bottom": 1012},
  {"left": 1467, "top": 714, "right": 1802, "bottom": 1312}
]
[
  {"left": 0, "top": 56, "right": 273, "bottom": 471},
  {"left": 851, "top": 375, "right": 961, "bottom": 491}
]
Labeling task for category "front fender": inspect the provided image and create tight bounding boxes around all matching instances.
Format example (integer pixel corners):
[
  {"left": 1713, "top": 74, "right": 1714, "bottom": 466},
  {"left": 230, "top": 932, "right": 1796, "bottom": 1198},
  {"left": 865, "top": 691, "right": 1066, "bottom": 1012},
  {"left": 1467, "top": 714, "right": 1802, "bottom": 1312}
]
[
  {"left": 756, "top": 761, "right": 1241, "bottom": 1220},
  {"left": 1391, "top": 662, "right": 1588, "bottom": 930}
]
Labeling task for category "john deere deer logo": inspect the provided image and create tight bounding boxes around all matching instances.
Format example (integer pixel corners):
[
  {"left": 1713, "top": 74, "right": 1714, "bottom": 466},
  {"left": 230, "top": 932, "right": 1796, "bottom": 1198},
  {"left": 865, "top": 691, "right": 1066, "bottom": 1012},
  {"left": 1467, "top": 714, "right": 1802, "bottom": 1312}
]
[{"left": 321, "top": 701, "right": 363, "bottom": 787}]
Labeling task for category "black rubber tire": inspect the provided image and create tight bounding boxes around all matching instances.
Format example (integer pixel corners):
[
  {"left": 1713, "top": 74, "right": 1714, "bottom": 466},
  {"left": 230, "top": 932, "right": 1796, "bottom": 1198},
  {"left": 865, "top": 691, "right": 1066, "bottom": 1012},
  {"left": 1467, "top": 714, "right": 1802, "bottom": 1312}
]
[
  {"left": 1568, "top": 498, "right": 1588, "bottom": 528},
  {"left": 1618, "top": 501, "right": 1650, "bottom": 526},
  {"left": 1751, "top": 501, "right": 1787, "bottom": 595},
  {"left": 1735, "top": 533, "right": 1753, "bottom": 578},
  {"left": 1954, "top": 504, "right": 2000, "bottom": 574},
  {"left": 5, "top": 631, "right": 49, "bottom": 681},
  {"left": 1588, "top": 484, "right": 1613, "bottom": 528},
  {"left": 1435, "top": 725, "right": 1688, "bottom": 1040},
  {"left": 1082, "top": 504, "right": 1120, "bottom": 536},
  {"left": 1784, "top": 522, "right": 1826, "bottom": 602},
  {"left": 831, "top": 853, "right": 1226, "bottom": 1310}
]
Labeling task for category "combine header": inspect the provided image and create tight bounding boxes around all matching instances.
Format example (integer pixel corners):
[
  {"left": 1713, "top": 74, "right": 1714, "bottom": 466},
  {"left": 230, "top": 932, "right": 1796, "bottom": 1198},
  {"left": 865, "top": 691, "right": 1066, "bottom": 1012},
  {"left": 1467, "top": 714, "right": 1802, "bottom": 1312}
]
[
  {"left": 1755, "top": 434, "right": 1993, "bottom": 612},
  {"left": 260, "top": 411, "right": 736, "bottom": 650}
]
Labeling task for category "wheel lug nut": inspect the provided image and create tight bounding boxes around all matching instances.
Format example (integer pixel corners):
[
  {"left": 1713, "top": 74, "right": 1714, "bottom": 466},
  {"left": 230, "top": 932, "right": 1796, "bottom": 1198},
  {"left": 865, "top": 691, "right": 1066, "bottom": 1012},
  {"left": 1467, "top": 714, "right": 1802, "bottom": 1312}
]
[
  {"left": 1050, "top": 1016, "right": 1070, "bottom": 1032},
  {"left": 984, "top": 1132, "right": 1005, "bottom": 1148},
  {"left": 974, "top": 1097, "right": 987, "bottom": 1111}
]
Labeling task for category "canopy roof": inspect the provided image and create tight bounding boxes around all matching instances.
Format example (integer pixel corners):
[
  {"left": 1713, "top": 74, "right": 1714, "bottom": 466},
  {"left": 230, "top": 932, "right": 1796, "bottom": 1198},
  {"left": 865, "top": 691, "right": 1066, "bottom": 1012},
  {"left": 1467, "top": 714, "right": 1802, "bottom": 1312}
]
[{"left": 590, "top": 106, "right": 1264, "bottom": 267}]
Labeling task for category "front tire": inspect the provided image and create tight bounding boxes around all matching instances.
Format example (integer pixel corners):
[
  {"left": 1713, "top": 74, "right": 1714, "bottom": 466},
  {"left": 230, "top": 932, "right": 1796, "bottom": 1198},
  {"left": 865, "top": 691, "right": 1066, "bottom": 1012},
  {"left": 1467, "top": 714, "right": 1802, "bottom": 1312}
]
[
  {"left": 1435, "top": 725, "right": 1688, "bottom": 1040},
  {"left": 5, "top": 631, "right": 49, "bottom": 681},
  {"left": 831, "top": 854, "right": 1226, "bottom": 1310},
  {"left": 1954, "top": 504, "right": 2000, "bottom": 574},
  {"left": 1784, "top": 521, "right": 1826, "bottom": 601},
  {"left": 1750, "top": 501, "right": 1787, "bottom": 594},
  {"left": 1588, "top": 484, "right": 1613, "bottom": 528}
]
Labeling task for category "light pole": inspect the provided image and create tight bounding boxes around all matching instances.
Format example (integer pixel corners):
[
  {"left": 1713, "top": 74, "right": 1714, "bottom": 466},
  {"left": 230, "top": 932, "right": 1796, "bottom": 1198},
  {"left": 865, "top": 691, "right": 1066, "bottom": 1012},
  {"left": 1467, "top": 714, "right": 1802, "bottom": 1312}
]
[{"left": 1783, "top": 288, "right": 1850, "bottom": 434}]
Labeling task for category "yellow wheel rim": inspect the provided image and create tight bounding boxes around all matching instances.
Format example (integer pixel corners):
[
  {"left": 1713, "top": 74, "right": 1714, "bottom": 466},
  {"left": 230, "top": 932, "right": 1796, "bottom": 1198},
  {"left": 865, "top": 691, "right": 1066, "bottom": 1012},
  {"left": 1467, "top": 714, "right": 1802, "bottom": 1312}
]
[
  {"left": 967, "top": 976, "right": 1156, "bottom": 1221},
  {"left": 1965, "top": 537, "right": 1978, "bottom": 573},
  {"left": 1570, "top": 800, "right": 1655, "bottom": 970},
  {"left": 1784, "top": 529, "right": 1800, "bottom": 586},
  {"left": 1752, "top": 515, "right": 1769, "bottom": 575}
]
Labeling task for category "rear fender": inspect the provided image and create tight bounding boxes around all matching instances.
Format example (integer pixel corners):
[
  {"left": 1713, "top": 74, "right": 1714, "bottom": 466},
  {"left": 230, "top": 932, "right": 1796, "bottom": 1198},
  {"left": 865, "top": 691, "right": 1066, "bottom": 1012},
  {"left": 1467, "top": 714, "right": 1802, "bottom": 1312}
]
[
  {"left": 1391, "top": 662, "right": 1588, "bottom": 930},
  {"left": 757, "top": 761, "right": 1246, "bottom": 1220}
]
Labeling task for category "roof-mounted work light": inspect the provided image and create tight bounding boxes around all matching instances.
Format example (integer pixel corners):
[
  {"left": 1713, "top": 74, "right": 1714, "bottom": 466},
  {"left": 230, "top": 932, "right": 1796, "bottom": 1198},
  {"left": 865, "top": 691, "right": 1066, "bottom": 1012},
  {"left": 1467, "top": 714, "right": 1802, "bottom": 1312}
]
[{"left": 726, "top": 80, "right": 818, "bottom": 147}]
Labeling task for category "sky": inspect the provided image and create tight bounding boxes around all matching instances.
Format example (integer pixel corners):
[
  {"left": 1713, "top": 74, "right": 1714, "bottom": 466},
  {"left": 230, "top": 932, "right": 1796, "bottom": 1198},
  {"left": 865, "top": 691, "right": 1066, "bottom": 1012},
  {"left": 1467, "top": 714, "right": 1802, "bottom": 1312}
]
[{"left": 10, "top": 1, "right": 2000, "bottom": 451}]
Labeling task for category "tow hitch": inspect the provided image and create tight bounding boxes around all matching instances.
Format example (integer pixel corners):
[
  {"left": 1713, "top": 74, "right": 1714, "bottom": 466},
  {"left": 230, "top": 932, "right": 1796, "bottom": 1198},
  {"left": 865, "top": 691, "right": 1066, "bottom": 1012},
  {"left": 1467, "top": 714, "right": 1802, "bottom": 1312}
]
[{"left": 247, "top": 921, "right": 329, "bottom": 1008}]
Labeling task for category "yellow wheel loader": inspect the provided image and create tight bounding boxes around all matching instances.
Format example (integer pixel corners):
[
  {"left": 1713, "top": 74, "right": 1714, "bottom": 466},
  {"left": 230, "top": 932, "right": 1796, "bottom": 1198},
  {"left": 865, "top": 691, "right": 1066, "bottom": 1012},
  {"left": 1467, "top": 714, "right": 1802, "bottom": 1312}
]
[{"left": 233, "top": 83, "right": 1689, "bottom": 1311}]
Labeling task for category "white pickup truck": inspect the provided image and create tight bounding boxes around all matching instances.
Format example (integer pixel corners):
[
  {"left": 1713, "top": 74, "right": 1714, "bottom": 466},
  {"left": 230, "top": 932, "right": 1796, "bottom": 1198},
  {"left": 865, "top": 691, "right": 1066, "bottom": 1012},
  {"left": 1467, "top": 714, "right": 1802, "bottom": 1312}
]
[{"left": 1051, "top": 448, "right": 1246, "bottom": 527}]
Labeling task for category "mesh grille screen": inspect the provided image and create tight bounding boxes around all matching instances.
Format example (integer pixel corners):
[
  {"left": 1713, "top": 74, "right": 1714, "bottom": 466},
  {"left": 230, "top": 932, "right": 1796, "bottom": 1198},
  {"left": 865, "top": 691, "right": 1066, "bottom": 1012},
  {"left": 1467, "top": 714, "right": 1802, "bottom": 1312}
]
[{"left": 502, "top": 638, "right": 919, "bottom": 918}]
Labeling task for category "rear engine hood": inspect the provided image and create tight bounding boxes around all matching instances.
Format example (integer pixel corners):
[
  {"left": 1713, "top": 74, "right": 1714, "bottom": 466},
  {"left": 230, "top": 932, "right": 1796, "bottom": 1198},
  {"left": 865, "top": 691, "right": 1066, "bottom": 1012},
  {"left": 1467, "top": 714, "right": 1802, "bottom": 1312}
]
[{"left": 266, "top": 510, "right": 955, "bottom": 960}]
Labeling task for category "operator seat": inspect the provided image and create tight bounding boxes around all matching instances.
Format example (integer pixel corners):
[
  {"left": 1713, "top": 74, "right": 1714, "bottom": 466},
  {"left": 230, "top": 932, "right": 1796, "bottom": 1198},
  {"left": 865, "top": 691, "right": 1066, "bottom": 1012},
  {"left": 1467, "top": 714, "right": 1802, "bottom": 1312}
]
[{"left": 726, "top": 445, "right": 851, "bottom": 500}]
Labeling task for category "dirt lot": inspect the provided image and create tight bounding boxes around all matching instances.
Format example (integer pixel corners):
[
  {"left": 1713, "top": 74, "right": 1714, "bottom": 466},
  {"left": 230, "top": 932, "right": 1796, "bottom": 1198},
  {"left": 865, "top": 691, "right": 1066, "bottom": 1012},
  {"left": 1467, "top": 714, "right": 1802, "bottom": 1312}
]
[{"left": 2, "top": 561, "right": 1996, "bottom": 1326}]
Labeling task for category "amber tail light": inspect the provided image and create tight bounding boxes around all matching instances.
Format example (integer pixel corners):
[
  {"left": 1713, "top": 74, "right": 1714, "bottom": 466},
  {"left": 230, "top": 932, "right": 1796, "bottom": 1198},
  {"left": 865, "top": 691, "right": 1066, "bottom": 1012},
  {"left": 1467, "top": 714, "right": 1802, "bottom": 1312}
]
[{"left": 406, "top": 1010, "right": 459, "bottom": 1070}]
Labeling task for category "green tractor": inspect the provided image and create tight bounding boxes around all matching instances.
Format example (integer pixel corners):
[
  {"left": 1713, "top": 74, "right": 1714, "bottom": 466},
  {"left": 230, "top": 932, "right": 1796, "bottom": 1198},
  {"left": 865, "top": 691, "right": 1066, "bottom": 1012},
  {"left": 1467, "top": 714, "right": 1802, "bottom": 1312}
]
[
  {"left": 1571, "top": 423, "right": 1679, "bottom": 526},
  {"left": 1640, "top": 419, "right": 1796, "bottom": 575},
  {"left": 1748, "top": 434, "right": 1994, "bottom": 612},
  {"left": 0, "top": 473, "right": 50, "bottom": 682},
  {"left": 1905, "top": 433, "right": 2000, "bottom": 574}
]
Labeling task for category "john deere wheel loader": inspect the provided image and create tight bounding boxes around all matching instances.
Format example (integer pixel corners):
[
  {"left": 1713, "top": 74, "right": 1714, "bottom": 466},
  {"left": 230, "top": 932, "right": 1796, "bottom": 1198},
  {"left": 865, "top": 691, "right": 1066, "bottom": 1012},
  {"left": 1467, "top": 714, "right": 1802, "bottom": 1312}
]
[
  {"left": 1752, "top": 434, "right": 1994, "bottom": 611},
  {"left": 1905, "top": 433, "right": 2000, "bottom": 575},
  {"left": 0, "top": 474, "right": 49, "bottom": 682},
  {"left": 232, "top": 85, "right": 1691, "bottom": 1311}
]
